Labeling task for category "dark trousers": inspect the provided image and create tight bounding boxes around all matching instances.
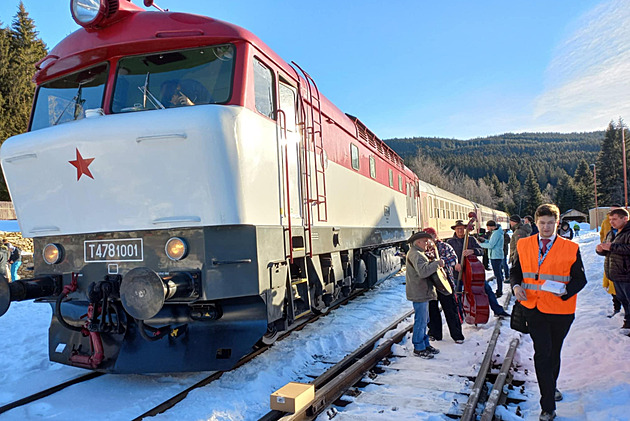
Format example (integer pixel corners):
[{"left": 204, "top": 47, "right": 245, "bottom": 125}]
[
  {"left": 613, "top": 281, "right": 630, "bottom": 323},
  {"left": 525, "top": 307, "right": 574, "bottom": 412},
  {"left": 428, "top": 293, "right": 464, "bottom": 341},
  {"left": 502, "top": 256, "right": 510, "bottom": 279},
  {"left": 612, "top": 294, "right": 622, "bottom": 313},
  {"left": 490, "top": 259, "right": 504, "bottom": 294}
]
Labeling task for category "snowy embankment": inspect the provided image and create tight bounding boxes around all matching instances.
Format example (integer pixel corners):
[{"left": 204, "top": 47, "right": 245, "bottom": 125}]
[{"left": 0, "top": 226, "right": 628, "bottom": 420}]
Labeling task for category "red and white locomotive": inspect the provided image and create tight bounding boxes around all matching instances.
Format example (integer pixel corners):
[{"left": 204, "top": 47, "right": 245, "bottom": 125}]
[{"left": 0, "top": 0, "right": 507, "bottom": 373}]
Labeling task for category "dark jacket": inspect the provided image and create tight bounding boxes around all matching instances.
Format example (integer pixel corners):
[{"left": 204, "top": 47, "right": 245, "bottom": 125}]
[
  {"left": 529, "top": 223, "right": 539, "bottom": 236},
  {"left": 9, "top": 247, "right": 21, "bottom": 263},
  {"left": 597, "top": 222, "right": 630, "bottom": 283},
  {"left": 446, "top": 234, "right": 483, "bottom": 262},
  {"left": 446, "top": 234, "right": 483, "bottom": 282},
  {"left": 558, "top": 226, "right": 574, "bottom": 240},
  {"left": 509, "top": 222, "right": 531, "bottom": 264},
  {"left": 405, "top": 244, "right": 439, "bottom": 302}
]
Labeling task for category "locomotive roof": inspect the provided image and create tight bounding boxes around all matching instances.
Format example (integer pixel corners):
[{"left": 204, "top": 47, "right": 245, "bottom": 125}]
[
  {"left": 37, "top": 9, "right": 283, "bottom": 83},
  {"left": 36, "top": 6, "right": 410, "bottom": 175}
]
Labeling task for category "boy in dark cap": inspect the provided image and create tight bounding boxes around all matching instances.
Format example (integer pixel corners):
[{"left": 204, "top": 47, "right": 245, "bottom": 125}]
[{"left": 406, "top": 231, "right": 444, "bottom": 358}]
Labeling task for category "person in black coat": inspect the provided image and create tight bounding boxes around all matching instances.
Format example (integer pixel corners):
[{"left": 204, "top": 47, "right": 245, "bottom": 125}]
[
  {"left": 557, "top": 221, "right": 574, "bottom": 240},
  {"left": 524, "top": 215, "right": 539, "bottom": 236},
  {"left": 596, "top": 208, "right": 630, "bottom": 329},
  {"left": 446, "top": 221, "right": 509, "bottom": 317}
]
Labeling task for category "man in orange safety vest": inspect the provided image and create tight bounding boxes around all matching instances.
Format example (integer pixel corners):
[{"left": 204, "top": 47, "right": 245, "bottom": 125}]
[{"left": 511, "top": 203, "right": 587, "bottom": 421}]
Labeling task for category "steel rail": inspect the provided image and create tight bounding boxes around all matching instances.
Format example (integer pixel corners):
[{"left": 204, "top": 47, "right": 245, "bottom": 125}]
[
  {"left": 0, "top": 372, "right": 103, "bottom": 415},
  {"left": 133, "top": 288, "right": 371, "bottom": 420},
  {"left": 480, "top": 337, "right": 520, "bottom": 421},
  {"left": 460, "top": 290, "right": 513, "bottom": 421},
  {"left": 259, "top": 310, "right": 414, "bottom": 421}
]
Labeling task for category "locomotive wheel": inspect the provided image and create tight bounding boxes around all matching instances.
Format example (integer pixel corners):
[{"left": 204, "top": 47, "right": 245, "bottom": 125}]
[
  {"left": 261, "top": 325, "right": 280, "bottom": 345},
  {"left": 354, "top": 258, "right": 367, "bottom": 286}
]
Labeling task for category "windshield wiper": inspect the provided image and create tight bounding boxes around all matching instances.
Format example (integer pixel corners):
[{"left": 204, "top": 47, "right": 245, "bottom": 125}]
[
  {"left": 53, "top": 83, "right": 86, "bottom": 126},
  {"left": 138, "top": 72, "right": 165, "bottom": 110}
]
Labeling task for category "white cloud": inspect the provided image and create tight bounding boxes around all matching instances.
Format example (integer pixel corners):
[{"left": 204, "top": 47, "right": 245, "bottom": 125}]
[{"left": 533, "top": 0, "right": 630, "bottom": 132}]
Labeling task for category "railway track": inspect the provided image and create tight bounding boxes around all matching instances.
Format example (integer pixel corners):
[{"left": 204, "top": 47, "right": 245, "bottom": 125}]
[
  {"left": 0, "top": 372, "right": 103, "bottom": 416},
  {"left": 257, "top": 291, "right": 525, "bottom": 420},
  {"left": 0, "top": 288, "right": 369, "bottom": 419}
]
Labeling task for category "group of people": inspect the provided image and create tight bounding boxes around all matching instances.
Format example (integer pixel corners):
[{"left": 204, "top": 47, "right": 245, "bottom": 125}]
[
  {"left": 0, "top": 238, "right": 22, "bottom": 282},
  {"left": 406, "top": 204, "right": 588, "bottom": 421}
]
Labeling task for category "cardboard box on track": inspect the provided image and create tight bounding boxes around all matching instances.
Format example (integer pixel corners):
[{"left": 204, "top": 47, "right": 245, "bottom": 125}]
[{"left": 270, "top": 382, "right": 314, "bottom": 413}]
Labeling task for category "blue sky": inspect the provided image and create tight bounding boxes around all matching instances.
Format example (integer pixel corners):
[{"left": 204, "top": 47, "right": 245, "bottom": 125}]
[{"left": 1, "top": 0, "right": 628, "bottom": 140}]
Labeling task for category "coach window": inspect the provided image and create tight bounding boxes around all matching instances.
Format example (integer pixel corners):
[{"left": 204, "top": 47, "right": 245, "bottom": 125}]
[
  {"left": 398, "top": 175, "right": 403, "bottom": 192},
  {"left": 351, "top": 144, "right": 360, "bottom": 170},
  {"left": 388, "top": 169, "right": 394, "bottom": 187},
  {"left": 434, "top": 198, "right": 439, "bottom": 218},
  {"left": 369, "top": 156, "right": 376, "bottom": 178},
  {"left": 253, "top": 58, "right": 275, "bottom": 119}
]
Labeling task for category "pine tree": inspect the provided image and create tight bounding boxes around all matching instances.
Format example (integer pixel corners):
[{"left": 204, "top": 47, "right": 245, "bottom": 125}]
[
  {"left": 522, "top": 168, "right": 543, "bottom": 216},
  {"left": 507, "top": 170, "right": 522, "bottom": 215},
  {"left": 573, "top": 159, "right": 594, "bottom": 213},
  {"left": 0, "top": 23, "right": 10, "bottom": 141},
  {"left": 3, "top": 2, "right": 47, "bottom": 140},
  {"left": 596, "top": 121, "right": 625, "bottom": 206},
  {"left": 555, "top": 173, "right": 577, "bottom": 213}
]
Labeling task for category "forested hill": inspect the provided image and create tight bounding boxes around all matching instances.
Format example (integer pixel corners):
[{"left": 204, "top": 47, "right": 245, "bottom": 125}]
[{"left": 384, "top": 132, "right": 603, "bottom": 187}]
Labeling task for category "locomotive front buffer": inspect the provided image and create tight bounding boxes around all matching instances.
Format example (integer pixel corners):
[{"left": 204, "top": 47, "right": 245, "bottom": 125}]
[{"left": 0, "top": 268, "right": 224, "bottom": 372}]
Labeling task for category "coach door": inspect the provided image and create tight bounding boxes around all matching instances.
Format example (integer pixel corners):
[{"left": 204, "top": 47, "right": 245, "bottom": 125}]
[{"left": 278, "top": 82, "right": 303, "bottom": 223}]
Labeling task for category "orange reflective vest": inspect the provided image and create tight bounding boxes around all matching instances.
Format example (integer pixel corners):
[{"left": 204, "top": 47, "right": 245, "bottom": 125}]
[{"left": 516, "top": 235, "right": 579, "bottom": 315}]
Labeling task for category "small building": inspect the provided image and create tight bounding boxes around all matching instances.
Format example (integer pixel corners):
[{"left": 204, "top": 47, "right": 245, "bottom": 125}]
[{"left": 560, "top": 209, "right": 588, "bottom": 223}]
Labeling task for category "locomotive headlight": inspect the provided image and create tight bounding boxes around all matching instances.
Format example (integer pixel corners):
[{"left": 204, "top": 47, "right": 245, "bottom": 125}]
[
  {"left": 71, "top": 0, "right": 111, "bottom": 28},
  {"left": 43, "top": 243, "right": 64, "bottom": 265},
  {"left": 165, "top": 237, "right": 188, "bottom": 261}
]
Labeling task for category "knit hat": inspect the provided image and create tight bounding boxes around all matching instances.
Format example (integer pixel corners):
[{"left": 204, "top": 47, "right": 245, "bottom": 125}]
[
  {"left": 509, "top": 214, "right": 521, "bottom": 223},
  {"left": 423, "top": 227, "right": 437, "bottom": 237},
  {"left": 408, "top": 231, "right": 432, "bottom": 243}
]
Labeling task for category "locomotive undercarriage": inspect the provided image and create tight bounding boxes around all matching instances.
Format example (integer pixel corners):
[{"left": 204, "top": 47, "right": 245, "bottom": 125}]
[{"left": 0, "top": 224, "right": 408, "bottom": 373}]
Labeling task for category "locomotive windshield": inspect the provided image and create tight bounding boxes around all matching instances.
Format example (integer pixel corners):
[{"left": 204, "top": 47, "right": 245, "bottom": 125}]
[
  {"left": 30, "top": 63, "right": 108, "bottom": 131},
  {"left": 111, "top": 44, "right": 235, "bottom": 113}
]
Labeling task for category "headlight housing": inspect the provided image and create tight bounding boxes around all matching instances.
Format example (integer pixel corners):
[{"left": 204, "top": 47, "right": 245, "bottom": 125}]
[
  {"left": 71, "top": 0, "right": 115, "bottom": 28},
  {"left": 43, "top": 243, "right": 64, "bottom": 265},
  {"left": 165, "top": 237, "right": 188, "bottom": 261}
]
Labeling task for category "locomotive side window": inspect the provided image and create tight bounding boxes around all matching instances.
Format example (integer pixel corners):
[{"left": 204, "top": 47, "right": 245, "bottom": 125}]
[
  {"left": 369, "top": 156, "right": 376, "bottom": 178},
  {"left": 253, "top": 59, "right": 275, "bottom": 119},
  {"left": 30, "top": 63, "right": 108, "bottom": 131},
  {"left": 388, "top": 169, "right": 394, "bottom": 188},
  {"left": 111, "top": 44, "right": 235, "bottom": 113},
  {"left": 350, "top": 144, "right": 359, "bottom": 170},
  {"left": 398, "top": 175, "right": 403, "bottom": 192},
  {"left": 278, "top": 82, "right": 297, "bottom": 132}
]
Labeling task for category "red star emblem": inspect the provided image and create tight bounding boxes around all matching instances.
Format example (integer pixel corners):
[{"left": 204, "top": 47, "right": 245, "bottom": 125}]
[{"left": 68, "top": 148, "right": 95, "bottom": 181}]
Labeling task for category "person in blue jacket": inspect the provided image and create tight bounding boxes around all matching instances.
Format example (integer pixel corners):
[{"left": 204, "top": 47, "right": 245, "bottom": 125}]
[{"left": 479, "top": 220, "right": 505, "bottom": 297}]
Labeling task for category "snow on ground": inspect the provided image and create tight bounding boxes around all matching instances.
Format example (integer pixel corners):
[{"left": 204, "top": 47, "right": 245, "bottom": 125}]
[{"left": 0, "top": 227, "right": 628, "bottom": 420}]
